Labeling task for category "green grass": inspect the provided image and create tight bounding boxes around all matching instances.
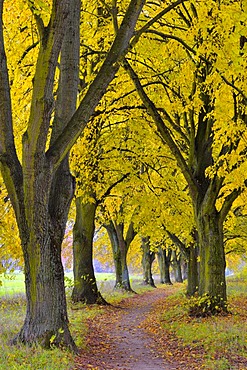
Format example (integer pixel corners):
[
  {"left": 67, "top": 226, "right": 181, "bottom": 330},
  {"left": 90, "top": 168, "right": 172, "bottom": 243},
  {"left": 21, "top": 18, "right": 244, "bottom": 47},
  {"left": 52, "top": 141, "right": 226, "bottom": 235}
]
[
  {"left": 159, "top": 278, "right": 247, "bottom": 370},
  {"left": 0, "top": 272, "right": 25, "bottom": 297},
  {"left": 0, "top": 271, "right": 119, "bottom": 298},
  {"left": 2, "top": 273, "right": 246, "bottom": 370},
  {"left": 0, "top": 272, "right": 147, "bottom": 369}
]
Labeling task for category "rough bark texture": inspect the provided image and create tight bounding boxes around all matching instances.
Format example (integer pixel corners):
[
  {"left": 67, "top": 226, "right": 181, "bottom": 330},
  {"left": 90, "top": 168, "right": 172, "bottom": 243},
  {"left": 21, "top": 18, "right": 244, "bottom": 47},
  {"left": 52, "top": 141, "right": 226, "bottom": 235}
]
[
  {"left": 196, "top": 206, "right": 227, "bottom": 309},
  {"left": 72, "top": 198, "right": 107, "bottom": 305},
  {"left": 12, "top": 0, "right": 77, "bottom": 349}
]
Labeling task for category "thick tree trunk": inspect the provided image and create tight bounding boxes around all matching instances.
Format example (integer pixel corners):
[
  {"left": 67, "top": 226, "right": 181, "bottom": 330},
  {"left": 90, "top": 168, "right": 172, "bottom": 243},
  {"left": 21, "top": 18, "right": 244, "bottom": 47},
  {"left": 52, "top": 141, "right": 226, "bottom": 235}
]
[
  {"left": 120, "top": 242, "right": 132, "bottom": 291},
  {"left": 164, "top": 248, "right": 173, "bottom": 285},
  {"left": 11, "top": 162, "right": 76, "bottom": 350},
  {"left": 186, "top": 245, "right": 199, "bottom": 297},
  {"left": 141, "top": 237, "right": 156, "bottom": 287},
  {"left": 196, "top": 206, "right": 227, "bottom": 311},
  {"left": 105, "top": 221, "right": 123, "bottom": 288},
  {"left": 72, "top": 198, "right": 107, "bottom": 304}
]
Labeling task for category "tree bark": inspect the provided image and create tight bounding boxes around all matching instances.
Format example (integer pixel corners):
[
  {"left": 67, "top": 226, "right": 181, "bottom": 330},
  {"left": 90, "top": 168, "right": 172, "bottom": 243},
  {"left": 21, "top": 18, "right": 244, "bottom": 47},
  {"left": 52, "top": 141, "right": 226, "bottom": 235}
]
[
  {"left": 105, "top": 221, "right": 123, "bottom": 288},
  {"left": 114, "top": 220, "right": 136, "bottom": 292},
  {"left": 195, "top": 205, "right": 227, "bottom": 309},
  {"left": 11, "top": 0, "right": 77, "bottom": 349},
  {"left": 172, "top": 250, "right": 183, "bottom": 283},
  {"left": 72, "top": 197, "right": 107, "bottom": 304},
  {"left": 157, "top": 247, "right": 172, "bottom": 285},
  {"left": 186, "top": 244, "right": 199, "bottom": 297},
  {"left": 141, "top": 237, "right": 156, "bottom": 287}
]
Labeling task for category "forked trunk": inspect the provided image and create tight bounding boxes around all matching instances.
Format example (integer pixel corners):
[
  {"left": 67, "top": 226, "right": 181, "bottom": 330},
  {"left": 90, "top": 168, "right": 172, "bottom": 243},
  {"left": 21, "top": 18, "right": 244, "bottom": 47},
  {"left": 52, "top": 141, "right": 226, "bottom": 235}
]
[
  {"left": 158, "top": 248, "right": 172, "bottom": 285},
  {"left": 13, "top": 164, "right": 76, "bottom": 350},
  {"left": 141, "top": 237, "right": 156, "bottom": 287},
  {"left": 105, "top": 222, "right": 123, "bottom": 288}
]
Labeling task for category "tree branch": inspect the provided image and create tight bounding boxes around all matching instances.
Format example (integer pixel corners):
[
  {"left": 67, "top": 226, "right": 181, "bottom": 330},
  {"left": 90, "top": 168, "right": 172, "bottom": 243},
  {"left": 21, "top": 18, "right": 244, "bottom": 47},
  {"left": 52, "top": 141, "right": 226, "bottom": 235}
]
[
  {"left": 219, "top": 188, "right": 242, "bottom": 225},
  {"left": 96, "top": 173, "right": 130, "bottom": 205},
  {"left": 131, "top": 0, "right": 187, "bottom": 48},
  {"left": 123, "top": 59, "right": 198, "bottom": 198},
  {"left": 46, "top": 0, "right": 146, "bottom": 169}
]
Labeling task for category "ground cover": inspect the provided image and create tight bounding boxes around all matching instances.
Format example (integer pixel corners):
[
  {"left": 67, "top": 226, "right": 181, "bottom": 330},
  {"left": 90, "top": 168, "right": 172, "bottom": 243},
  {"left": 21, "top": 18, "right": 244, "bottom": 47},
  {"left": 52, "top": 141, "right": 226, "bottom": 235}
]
[{"left": 0, "top": 275, "right": 247, "bottom": 369}]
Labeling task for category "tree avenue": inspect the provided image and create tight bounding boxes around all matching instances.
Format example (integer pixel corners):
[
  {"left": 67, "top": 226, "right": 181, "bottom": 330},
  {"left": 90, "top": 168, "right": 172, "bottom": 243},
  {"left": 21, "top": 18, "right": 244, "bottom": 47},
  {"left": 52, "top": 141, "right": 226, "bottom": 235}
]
[
  {"left": 1, "top": 0, "right": 246, "bottom": 352},
  {"left": 124, "top": 1, "right": 247, "bottom": 313},
  {"left": 0, "top": 0, "right": 146, "bottom": 349}
]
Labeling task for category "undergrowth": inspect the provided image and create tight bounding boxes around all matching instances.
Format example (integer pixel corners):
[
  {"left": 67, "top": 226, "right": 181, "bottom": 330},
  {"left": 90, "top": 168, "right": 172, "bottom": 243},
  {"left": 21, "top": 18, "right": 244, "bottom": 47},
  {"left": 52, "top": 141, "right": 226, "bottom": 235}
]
[{"left": 159, "top": 278, "right": 247, "bottom": 370}]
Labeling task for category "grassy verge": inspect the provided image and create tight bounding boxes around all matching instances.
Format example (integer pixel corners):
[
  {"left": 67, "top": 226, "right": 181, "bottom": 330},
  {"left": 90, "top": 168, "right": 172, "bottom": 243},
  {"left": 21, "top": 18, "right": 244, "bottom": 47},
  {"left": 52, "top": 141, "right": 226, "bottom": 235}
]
[
  {"left": 0, "top": 274, "right": 148, "bottom": 370},
  {"left": 157, "top": 279, "right": 247, "bottom": 370},
  {"left": 1, "top": 274, "right": 247, "bottom": 370}
]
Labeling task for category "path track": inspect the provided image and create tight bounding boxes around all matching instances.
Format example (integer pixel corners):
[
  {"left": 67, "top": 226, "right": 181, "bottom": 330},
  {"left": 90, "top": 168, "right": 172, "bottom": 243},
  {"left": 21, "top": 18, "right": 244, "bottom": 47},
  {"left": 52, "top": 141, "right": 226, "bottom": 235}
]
[{"left": 74, "top": 288, "right": 180, "bottom": 370}]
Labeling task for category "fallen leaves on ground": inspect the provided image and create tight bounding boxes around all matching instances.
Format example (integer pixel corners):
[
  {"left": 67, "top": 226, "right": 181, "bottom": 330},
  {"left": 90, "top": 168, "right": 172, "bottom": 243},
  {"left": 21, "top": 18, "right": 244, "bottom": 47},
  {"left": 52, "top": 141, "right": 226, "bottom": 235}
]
[{"left": 74, "top": 284, "right": 247, "bottom": 370}]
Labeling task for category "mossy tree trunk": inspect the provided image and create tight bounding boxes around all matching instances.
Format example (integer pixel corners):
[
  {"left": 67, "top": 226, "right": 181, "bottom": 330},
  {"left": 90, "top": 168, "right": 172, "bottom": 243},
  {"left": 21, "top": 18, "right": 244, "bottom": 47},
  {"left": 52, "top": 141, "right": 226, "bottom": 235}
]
[
  {"left": 72, "top": 197, "right": 107, "bottom": 304},
  {"left": 195, "top": 203, "right": 227, "bottom": 308},
  {"left": 141, "top": 237, "right": 156, "bottom": 287},
  {"left": 186, "top": 244, "right": 199, "bottom": 297},
  {"left": 10, "top": 0, "right": 79, "bottom": 350}
]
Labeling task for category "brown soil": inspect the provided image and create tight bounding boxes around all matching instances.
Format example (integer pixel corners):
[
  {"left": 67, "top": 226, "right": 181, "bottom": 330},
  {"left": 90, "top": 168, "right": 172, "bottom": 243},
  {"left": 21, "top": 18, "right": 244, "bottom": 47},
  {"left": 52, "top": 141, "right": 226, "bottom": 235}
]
[{"left": 74, "top": 287, "right": 181, "bottom": 370}]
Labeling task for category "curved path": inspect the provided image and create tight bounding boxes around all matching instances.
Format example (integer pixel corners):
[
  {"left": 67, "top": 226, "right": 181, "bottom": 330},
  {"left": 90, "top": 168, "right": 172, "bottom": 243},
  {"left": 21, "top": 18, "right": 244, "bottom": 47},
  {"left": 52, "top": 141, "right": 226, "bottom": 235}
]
[{"left": 74, "top": 288, "right": 179, "bottom": 370}]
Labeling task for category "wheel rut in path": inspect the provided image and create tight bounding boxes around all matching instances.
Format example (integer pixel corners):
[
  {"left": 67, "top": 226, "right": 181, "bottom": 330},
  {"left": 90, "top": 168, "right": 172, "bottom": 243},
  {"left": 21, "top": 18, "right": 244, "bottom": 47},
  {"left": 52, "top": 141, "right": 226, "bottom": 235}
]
[{"left": 75, "top": 288, "right": 179, "bottom": 370}]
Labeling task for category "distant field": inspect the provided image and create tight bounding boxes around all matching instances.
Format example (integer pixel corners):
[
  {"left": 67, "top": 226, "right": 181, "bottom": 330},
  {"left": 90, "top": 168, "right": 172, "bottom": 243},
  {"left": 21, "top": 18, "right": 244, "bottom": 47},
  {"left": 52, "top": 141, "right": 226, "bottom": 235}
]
[{"left": 0, "top": 271, "right": 128, "bottom": 298}]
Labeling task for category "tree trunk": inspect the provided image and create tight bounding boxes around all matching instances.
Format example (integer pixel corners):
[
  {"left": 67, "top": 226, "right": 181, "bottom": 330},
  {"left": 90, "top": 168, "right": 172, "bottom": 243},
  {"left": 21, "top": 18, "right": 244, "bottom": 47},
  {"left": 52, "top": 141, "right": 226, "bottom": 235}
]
[
  {"left": 114, "top": 221, "right": 136, "bottom": 292},
  {"left": 186, "top": 244, "right": 199, "bottom": 297},
  {"left": 196, "top": 206, "right": 227, "bottom": 311},
  {"left": 157, "top": 248, "right": 165, "bottom": 284},
  {"left": 158, "top": 247, "right": 172, "bottom": 285},
  {"left": 141, "top": 237, "right": 156, "bottom": 287},
  {"left": 10, "top": 159, "right": 76, "bottom": 350},
  {"left": 172, "top": 251, "right": 183, "bottom": 283},
  {"left": 105, "top": 221, "right": 123, "bottom": 288},
  {"left": 72, "top": 197, "right": 107, "bottom": 304},
  {"left": 164, "top": 249, "right": 173, "bottom": 285}
]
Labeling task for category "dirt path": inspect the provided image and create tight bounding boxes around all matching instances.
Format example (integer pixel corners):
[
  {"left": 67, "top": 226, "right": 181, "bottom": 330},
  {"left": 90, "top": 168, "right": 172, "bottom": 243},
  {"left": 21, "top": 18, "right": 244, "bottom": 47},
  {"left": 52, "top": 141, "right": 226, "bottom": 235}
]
[{"left": 74, "top": 288, "right": 180, "bottom": 370}]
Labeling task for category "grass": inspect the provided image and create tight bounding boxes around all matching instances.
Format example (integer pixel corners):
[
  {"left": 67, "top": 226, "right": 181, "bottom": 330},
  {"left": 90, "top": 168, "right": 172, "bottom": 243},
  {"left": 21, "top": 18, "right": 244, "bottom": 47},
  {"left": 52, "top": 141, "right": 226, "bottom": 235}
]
[
  {"left": 158, "top": 278, "right": 247, "bottom": 370},
  {"left": 1, "top": 273, "right": 247, "bottom": 369},
  {"left": 0, "top": 272, "right": 147, "bottom": 370}
]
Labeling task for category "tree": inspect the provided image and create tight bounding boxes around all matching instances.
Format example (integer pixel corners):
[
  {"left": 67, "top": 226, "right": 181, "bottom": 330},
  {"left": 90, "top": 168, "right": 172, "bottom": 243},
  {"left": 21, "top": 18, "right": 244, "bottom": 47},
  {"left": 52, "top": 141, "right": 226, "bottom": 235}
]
[
  {"left": 0, "top": 0, "right": 145, "bottom": 348},
  {"left": 124, "top": 1, "right": 247, "bottom": 313}
]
